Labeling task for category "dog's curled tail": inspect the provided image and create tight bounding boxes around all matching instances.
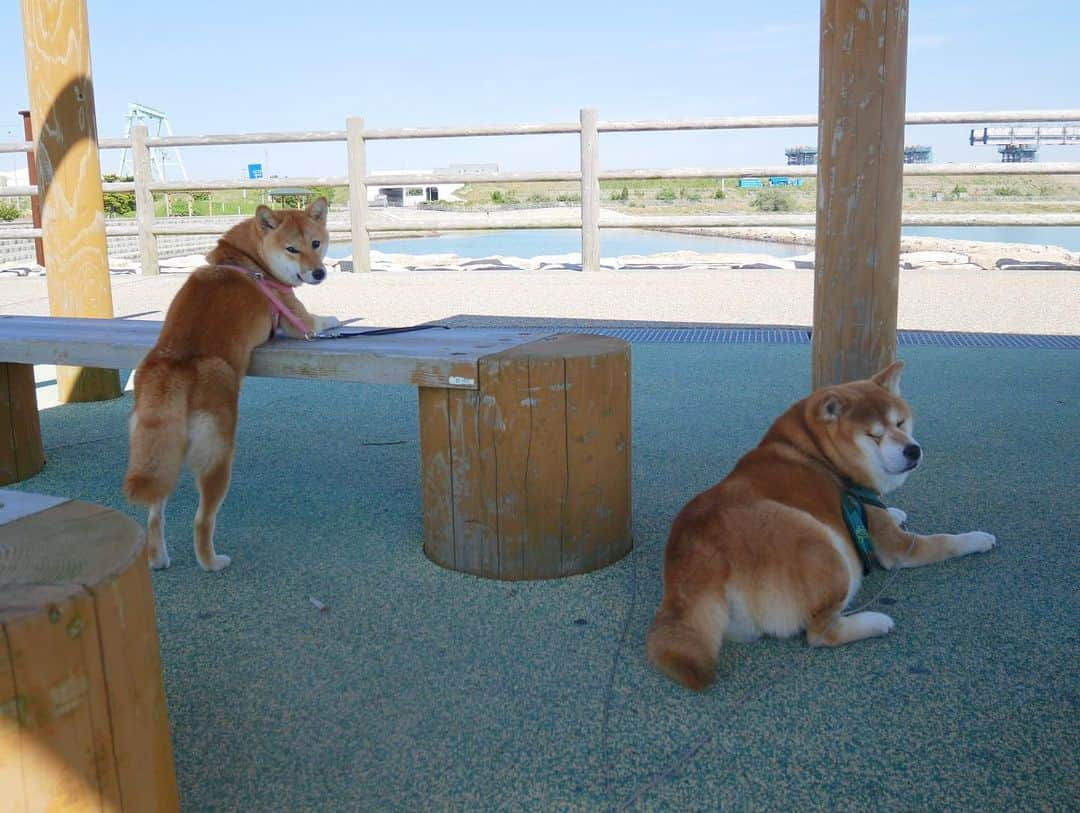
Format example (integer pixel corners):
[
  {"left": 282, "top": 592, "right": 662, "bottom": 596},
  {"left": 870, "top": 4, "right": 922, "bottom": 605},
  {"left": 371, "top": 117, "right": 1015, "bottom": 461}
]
[
  {"left": 646, "top": 599, "right": 726, "bottom": 691},
  {"left": 123, "top": 362, "right": 191, "bottom": 505}
]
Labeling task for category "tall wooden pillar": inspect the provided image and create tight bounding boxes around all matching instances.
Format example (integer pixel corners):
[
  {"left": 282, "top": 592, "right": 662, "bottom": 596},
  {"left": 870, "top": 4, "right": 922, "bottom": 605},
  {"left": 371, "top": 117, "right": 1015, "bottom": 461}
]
[
  {"left": 20, "top": 0, "right": 121, "bottom": 402},
  {"left": 812, "top": 0, "right": 909, "bottom": 388}
]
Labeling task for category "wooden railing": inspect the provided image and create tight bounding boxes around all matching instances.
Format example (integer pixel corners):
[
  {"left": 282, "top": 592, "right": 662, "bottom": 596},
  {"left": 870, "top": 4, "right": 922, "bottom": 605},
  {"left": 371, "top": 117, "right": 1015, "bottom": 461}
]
[{"left": 1, "top": 108, "right": 1078, "bottom": 274}]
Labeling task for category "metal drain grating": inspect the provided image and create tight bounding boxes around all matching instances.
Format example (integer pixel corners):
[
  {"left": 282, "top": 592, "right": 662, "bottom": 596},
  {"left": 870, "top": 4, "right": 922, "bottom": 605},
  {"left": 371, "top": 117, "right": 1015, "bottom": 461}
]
[{"left": 560, "top": 327, "right": 1079, "bottom": 349}]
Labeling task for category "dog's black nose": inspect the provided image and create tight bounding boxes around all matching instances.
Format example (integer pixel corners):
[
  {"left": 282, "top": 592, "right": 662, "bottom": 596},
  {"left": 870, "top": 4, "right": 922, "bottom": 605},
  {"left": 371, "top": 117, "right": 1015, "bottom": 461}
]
[
  {"left": 903, "top": 443, "right": 922, "bottom": 462},
  {"left": 312, "top": 267, "right": 326, "bottom": 281}
]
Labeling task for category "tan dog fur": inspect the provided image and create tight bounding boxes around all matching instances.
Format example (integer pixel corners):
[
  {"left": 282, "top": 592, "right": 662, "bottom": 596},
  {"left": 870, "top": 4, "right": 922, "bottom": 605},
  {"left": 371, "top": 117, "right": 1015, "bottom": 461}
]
[
  {"left": 123, "top": 198, "right": 340, "bottom": 571},
  {"left": 646, "top": 361, "right": 996, "bottom": 690}
]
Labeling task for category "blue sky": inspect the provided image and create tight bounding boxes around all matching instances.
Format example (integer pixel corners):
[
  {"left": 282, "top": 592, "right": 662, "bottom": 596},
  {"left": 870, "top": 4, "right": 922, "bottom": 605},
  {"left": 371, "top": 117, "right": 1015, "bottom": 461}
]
[{"left": 1, "top": 1, "right": 1076, "bottom": 180}]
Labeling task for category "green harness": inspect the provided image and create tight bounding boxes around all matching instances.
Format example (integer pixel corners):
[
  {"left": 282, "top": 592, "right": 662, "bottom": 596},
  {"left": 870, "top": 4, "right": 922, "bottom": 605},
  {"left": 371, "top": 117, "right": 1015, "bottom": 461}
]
[{"left": 840, "top": 482, "right": 888, "bottom": 574}]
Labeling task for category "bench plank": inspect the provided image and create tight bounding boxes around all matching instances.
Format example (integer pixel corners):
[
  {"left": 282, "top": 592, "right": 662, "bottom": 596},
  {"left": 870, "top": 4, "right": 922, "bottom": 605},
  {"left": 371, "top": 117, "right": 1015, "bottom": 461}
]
[{"left": 0, "top": 317, "right": 551, "bottom": 390}]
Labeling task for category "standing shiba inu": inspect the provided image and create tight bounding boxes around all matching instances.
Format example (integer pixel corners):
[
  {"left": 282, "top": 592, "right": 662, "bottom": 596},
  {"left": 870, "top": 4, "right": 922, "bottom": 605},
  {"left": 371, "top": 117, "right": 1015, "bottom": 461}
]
[
  {"left": 646, "top": 361, "right": 996, "bottom": 690},
  {"left": 123, "top": 198, "right": 340, "bottom": 571}
]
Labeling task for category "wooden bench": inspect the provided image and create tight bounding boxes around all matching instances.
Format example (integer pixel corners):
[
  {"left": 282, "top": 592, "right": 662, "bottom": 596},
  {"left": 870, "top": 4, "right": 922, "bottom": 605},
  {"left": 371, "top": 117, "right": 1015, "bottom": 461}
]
[{"left": 0, "top": 316, "right": 632, "bottom": 580}]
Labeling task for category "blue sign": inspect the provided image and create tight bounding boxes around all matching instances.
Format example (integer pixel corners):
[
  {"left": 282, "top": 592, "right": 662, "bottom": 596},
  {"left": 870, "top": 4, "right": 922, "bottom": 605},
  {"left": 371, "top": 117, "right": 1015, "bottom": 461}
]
[{"left": 247, "top": 163, "right": 263, "bottom": 180}]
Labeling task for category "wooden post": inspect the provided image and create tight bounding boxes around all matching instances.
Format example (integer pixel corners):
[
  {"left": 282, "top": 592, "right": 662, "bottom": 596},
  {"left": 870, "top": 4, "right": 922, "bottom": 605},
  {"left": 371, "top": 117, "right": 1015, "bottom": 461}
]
[
  {"left": 812, "top": 0, "right": 909, "bottom": 388},
  {"left": 20, "top": 0, "right": 121, "bottom": 403},
  {"left": 17, "top": 111, "right": 45, "bottom": 268},
  {"left": 0, "top": 363, "right": 45, "bottom": 486},
  {"left": 346, "top": 116, "right": 370, "bottom": 273},
  {"left": 580, "top": 108, "right": 601, "bottom": 272},
  {"left": 0, "top": 493, "right": 180, "bottom": 811},
  {"left": 130, "top": 125, "right": 159, "bottom": 276},
  {"left": 419, "top": 334, "right": 632, "bottom": 580}
]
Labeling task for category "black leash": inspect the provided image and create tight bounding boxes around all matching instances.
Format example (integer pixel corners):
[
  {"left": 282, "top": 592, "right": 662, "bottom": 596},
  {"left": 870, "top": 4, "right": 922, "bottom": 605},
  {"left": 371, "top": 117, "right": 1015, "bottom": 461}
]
[{"left": 313, "top": 324, "right": 452, "bottom": 339}]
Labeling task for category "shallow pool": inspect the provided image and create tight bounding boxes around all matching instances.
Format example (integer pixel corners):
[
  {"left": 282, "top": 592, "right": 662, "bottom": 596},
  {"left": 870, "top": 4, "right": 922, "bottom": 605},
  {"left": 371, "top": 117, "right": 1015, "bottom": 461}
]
[{"left": 328, "top": 225, "right": 1080, "bottom": 260}]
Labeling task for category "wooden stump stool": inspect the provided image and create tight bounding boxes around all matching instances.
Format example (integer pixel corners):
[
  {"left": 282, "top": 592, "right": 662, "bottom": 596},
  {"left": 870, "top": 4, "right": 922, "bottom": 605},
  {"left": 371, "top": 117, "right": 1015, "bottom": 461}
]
[
  {"left": 0, "top": 363, "right": 45, "bottom": 486},
  {"left": 0, "top": 490, "right": 179, "bottom": 812},
  {"left": 419, "top": 334, "right": 632, "bottom": 580}
]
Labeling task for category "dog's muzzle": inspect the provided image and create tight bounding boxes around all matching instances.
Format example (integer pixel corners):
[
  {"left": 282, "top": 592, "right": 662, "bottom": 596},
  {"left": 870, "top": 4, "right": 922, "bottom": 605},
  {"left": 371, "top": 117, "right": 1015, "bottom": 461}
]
[{"left": 902, "top": 443, "right": 922, "bottom": 470}]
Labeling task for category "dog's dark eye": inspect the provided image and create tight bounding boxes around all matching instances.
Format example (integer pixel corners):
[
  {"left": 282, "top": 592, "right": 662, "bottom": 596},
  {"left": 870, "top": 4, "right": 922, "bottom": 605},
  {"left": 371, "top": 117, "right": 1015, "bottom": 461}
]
[
  {"left": 868, "top": 432, "right": 884, "bottom": 442},
  {"left": 312, "top": 240, "right": 320, "bottom": 249},
  {"left": 286, "top": 246, "right": 299, "bottom": 254},
  {"left": 897, "top": 418, "right": 906, "bottom": 428}
]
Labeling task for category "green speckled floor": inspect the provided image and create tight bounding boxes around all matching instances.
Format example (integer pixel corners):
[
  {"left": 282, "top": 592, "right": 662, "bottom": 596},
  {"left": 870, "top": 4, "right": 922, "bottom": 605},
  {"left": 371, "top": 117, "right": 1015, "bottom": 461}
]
[{"left": 13, "top": 345, "right": 1079, "bottom": 811}]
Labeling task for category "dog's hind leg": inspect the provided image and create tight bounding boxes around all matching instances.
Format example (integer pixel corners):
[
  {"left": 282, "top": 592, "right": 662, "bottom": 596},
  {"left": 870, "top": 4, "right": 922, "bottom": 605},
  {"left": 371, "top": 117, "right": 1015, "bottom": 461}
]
[
  {"left": 192, "top": 458, "right": 234, "bottom": 571},
  {"left": 186, "top": 410, "right": 236, "bottom": 572},
  {"left": 807, "top": 606, "right": 894, "bottom": 647},
  {"left": 147, "top": 497, "right": 170, "bottom": 569}
]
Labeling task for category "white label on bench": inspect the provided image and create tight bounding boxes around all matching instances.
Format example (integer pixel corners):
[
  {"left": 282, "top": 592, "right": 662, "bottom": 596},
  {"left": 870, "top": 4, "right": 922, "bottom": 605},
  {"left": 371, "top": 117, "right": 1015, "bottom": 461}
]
[{"left": 448, "top": 376, "right": 476, "bottom": 387}]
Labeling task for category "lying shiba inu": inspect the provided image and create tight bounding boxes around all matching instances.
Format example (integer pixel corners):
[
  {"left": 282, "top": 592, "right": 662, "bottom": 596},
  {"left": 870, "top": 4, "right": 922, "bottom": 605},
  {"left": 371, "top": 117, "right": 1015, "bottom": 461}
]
[
  {"left": 646, "top": 361, "right": 996, "bottom": 690},
  {"left": 123, "top": 198, "right": 341, "bottom": 571}
]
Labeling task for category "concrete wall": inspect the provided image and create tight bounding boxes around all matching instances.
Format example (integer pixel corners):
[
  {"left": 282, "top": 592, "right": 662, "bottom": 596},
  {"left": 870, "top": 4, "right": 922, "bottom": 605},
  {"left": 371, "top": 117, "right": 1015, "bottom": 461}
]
[{"left": 0, "top": 221, "right": 219, "bottom": 269}]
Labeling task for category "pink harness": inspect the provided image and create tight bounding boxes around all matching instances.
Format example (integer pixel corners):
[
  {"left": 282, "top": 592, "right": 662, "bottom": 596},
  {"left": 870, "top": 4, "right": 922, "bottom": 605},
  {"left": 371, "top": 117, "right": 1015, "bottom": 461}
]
[{"left": 216, "top": 263, "right": 314, "bottom": 340}]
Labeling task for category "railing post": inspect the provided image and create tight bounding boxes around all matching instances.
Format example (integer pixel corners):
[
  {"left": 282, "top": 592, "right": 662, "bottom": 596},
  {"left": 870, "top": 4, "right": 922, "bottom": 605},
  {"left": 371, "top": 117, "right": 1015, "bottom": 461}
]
[
  {"left": 580, "top": 108, "right": 600, "bottom": 272},
  {"left": 812, "top": 0, "right": 909, "bottom": 389},
  {"left": 18, "top": 110, "right": 45, "bottom": 267},
  {"left": 20, "top": 0, "right": 120, "bottom": 403},
  {"left": 131, "top": 125, "right": 159, "bottom": 276},
  {"left": 346, "top": 116, "right": 370, "bottom": 273}
]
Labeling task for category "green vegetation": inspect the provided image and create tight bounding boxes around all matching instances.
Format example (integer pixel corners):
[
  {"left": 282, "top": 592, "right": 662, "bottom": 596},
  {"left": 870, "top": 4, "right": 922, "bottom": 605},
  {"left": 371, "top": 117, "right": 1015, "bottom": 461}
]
[
  {"left": 448, "top": 173, "right": 1078, "bottom": 217},
  {"left": 102, "top": 174, "right": 136, "bottom": 216},
  {"left": 86, "top": 172, "right": 1077, "bottom": 223},
  {"left": 751, "top": 188, "right": 795, "bottom": 212},
  {"left": 0, "top": 201, "right": 23, "bottom": 221}
]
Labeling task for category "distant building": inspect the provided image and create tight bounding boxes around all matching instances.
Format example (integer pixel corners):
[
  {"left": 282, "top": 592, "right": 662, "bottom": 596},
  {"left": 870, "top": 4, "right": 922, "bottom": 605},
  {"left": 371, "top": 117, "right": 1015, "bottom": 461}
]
[
  {"left": 434, "top": 163, "right": 499, "bottom": 176},
  {"left": 367, "top": 164, "right": 497, "bottom": 207},
  {"left": 785, "top": 145, "right": 935, "bottom": 165},
  {"left": 785, "top": 146, "right": 817, "bottom": 166},
  {"left": 998, "top": 144, "right": 1038, "bottom": 163},
  {"left": 0, "top": 168, "right": 30, "bottom": 188},
  {"left": 904, "top": 145, "right": 933, "bottom": 163}
]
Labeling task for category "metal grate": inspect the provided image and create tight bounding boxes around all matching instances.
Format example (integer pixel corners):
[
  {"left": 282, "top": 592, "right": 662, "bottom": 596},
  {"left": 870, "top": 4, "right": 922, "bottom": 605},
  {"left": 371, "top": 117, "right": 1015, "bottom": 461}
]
[{"left": 555, "top": 327, "right": 1079, "bottom": 349}]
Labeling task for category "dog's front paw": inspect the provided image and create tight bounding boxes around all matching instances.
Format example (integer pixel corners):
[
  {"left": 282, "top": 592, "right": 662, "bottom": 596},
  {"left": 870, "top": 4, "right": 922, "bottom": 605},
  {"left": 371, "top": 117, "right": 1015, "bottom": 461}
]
[
  {"left": 957, "top": 531, "right": 996, "bottom": 555},
  {"left": 887, "top": 507, "right": 908, "bottom": 527},
  {"left": 148, "top": 549, "right": 171, "bottom": 570},
  {"left": 314, "top": 315, "right": 341, "bottom": 332}
]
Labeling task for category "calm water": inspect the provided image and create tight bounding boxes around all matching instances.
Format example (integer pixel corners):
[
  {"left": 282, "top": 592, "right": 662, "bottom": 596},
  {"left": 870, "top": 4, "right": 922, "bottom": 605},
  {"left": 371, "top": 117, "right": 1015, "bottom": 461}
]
[
  {"left": 330, "top": 226, "right": 1080, "bottom": 260},
  {"left": 331, "top": 229, "right": 806, "bottom": 260},
  {"left": 902, "top": 226, "right": 1080, "bottom": 251}
]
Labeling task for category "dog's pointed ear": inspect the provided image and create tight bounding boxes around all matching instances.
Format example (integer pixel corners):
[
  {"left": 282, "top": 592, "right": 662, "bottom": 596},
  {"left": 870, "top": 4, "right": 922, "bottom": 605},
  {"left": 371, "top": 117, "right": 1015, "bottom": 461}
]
[
  {"left": 871, "top": 360, "right": 905, "bottom": 395},
  {"left": 256, "top": 205, "right": 280, "bottom": 232},
  {"left": 809, "top": 389, "right": 846, "bottom": 422},
  {"left": 306, "top": 196, "right": 328, "bottom": 223}
]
